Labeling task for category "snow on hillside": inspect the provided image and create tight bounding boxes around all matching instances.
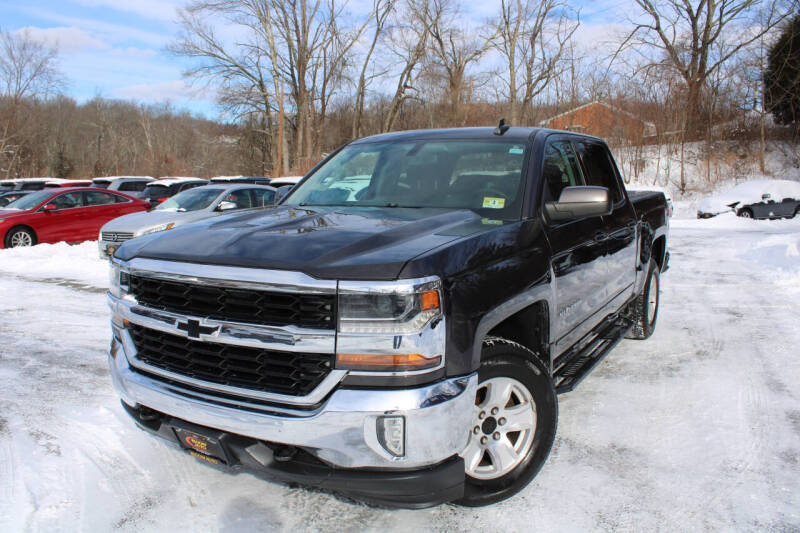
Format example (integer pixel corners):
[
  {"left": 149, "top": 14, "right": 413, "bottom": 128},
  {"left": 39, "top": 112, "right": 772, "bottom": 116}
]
[{"left": 614, "top": 141, "right": 800, "bottom": 200}]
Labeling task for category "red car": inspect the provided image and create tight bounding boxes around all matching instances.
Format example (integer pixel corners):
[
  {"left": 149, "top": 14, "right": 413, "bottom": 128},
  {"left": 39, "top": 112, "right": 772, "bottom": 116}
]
[{"left": 0, "top": 187, "right": 149, "bottom": 248}]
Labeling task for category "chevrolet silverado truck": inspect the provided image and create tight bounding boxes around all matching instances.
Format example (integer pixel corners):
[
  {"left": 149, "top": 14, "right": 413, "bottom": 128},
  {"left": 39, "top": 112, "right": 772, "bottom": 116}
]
[{"left": 106, "top": 126, "right": 669, "bottom": 507}]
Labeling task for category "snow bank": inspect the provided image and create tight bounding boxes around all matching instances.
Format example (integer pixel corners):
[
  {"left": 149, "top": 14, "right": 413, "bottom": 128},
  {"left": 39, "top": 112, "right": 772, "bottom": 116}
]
[
  {"left": 0, "top": 241, "right": 107, "bottom": 289},
  {"left": 697, "top": 179, "right": 800, "bottom": 214}
]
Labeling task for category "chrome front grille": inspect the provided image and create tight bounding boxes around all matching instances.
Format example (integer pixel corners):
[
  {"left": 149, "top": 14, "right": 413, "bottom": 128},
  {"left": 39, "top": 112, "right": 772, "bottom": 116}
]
[
  {"left": 102, "top": 231, "right": 134, "bottom": 242},
  {"left": 128, "top": 275, "right": 337, "bottom": 330},
  {"left": 128, "top": 324, "right": 333, "bottom": 396}
]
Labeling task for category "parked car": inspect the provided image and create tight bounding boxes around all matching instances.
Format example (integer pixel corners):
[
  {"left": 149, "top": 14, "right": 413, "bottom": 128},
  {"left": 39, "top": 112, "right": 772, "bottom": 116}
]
[
  {"left": 0, "top": 191, "right": 31, "bottom": 207},
  {"left": 267, "top": 176, "right": 303, "bottom": 188},
  {"left": 45, "top": 180, "right": 93, "bottom": 188},
  {"left": 92, "top": 176, "right": 155, "bottom": 198},
  {"left": 106, "top": 126, "right": 669, "bottom": 507},
  {"left": 143, "top": 178, "right": 208, "bottom": 206},
  {"left": 270, "top": 176, "right": 305, "bottom": 203},
  {"left": 210, "top": 176, "right": 272, "bottom": 186},
  {"left": 2, "top": 177, "right": 65, "bottom": 191},
  {"left": 98, "top": 184, "right": 276, "bottom": 257},
  {"left": 0, "top": 188, "right": 149, "bottom": 248},
  {"left": 697, "top": 180, "right": 800, "bottom": 219}
]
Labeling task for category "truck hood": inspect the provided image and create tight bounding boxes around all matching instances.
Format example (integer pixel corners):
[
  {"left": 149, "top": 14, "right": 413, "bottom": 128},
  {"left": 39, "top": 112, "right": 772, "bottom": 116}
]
[
  {"left": 116, "top": 205, "right": 493, "bottom": 280},
  {"left": 102, "top": 209, "right": 213, "bottom": 235}
]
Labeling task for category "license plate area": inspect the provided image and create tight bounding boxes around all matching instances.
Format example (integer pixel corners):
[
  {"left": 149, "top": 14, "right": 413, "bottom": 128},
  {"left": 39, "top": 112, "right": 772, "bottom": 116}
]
[{"left": 173, "top": 424, "right": 230, "bottom": 465}]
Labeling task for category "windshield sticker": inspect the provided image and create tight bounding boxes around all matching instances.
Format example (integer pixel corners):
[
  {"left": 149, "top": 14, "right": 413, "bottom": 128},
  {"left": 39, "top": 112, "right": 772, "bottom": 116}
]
[
  {"left": 509, "top": 146, "right": 524, "bottom": 154},
  {"left": 481, "top": 218, "right": 502, "bottom": 225},
  {"left": 482, "top": 197, "right": 505, "bottom": 209}
]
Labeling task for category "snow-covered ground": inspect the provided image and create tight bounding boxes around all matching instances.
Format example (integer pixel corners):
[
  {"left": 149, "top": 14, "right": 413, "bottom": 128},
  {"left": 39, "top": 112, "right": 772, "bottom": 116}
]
[{"left": 1, "top": 208, "right": 799, "bottom": 532}]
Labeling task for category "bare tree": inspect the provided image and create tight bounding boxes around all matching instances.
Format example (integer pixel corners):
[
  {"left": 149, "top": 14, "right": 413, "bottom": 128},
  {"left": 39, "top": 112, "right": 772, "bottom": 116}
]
[
  {"left": 623, "top": 0, "right": 787, "bottom": 136},
  {"left": 382, "top": 0, "right": 432, "bottom": 132},
  {"left": 424, "top": 0, "right": 496, "bottom": 125},
  {"left": 0, "top": 28, "right": 64, "bottom": 102},
  {"left": 494, "top": 0, "right": 578, "bottom": 124},
  {"left": 353, "top": 0, "right": 394, "bottom": 138}
]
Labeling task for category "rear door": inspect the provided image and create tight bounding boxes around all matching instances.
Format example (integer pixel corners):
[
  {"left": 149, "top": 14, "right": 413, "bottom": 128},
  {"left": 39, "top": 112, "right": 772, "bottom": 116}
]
[
  {"left": 84, "top": 190, "right": 129, "bottom": 240},
  {"left": 541, "top": 137, "right": 609, "bottom": 354},
  {"left": 575, "top": 141, "right": 638, "bottom": 309}
]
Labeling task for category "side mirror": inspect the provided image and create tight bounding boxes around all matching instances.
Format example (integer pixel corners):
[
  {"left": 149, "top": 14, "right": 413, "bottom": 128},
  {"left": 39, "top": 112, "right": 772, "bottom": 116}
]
[
  {"left": 43, "top": 203, "right": 58, "bottom": 212},
  {"left": 216, "top": 200, "right": 237, "bottom": 212},
  {"left": 544, "top": 186, "right": 612, "bottom": 221},
  {"left": 762, "top": 193, "right": 771, "bottom": 201}
]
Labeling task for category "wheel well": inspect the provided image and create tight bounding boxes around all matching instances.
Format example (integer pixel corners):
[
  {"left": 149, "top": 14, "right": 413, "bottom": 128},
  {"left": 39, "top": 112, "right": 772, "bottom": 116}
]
[
  {"left": 652, "top": 236, "right": 666, "bottom": 271},
  {"left": 485, "top": 301, "right": 550, "bottom": 370},
  {"left": 3, "top": 224, "right": 37, "bottom": 246}
]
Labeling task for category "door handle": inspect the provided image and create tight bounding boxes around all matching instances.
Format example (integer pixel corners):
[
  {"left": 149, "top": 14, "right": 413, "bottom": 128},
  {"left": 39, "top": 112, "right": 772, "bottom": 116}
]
[{"left": 593, "top": 232, "right": 608, "bottom": 242}]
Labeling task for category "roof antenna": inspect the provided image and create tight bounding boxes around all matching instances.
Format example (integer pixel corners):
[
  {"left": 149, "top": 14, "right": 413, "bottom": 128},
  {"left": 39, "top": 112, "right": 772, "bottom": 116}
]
[{"left": 494, "top": 118, "right": 510, "bottom": 136}]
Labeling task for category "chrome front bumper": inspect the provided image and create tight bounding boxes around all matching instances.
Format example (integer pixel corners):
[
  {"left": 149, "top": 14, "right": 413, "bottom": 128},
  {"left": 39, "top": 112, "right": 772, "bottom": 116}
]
[{"left": 109, "top": 336, "right": 477, "bottom": 469}]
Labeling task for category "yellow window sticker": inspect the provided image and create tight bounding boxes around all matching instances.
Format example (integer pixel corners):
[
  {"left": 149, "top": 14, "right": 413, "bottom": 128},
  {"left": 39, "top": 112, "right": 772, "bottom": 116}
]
[{"left": 482, "top": 197, "right": 505, "bottom": 209}]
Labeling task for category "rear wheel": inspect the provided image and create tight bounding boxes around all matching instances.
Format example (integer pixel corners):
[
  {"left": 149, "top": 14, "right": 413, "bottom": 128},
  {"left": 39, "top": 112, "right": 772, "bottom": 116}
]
[
  {"left": 457, "top": 337, "right": 557, "bottom": 507},
  {"left": 626, "top": 258, "right": 660, "bottom": 340},
  {"left": 5, "top": 227, "right": 36, "bottom": 248}
]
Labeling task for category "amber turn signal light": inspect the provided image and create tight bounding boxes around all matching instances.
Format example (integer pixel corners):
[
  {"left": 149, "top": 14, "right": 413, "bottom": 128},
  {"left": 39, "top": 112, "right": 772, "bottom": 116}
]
[
  {"left": 419, "top": 289, "right": 440, "bottom": 311},
  {"left": 336, "top": 352, "right": 442, "bottom": 372}
]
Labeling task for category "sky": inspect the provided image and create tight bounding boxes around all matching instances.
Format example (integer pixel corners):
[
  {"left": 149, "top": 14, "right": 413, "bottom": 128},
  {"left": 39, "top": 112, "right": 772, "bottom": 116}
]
[{"left": 2, "top": 0, "right": 629, "bottom": 120}]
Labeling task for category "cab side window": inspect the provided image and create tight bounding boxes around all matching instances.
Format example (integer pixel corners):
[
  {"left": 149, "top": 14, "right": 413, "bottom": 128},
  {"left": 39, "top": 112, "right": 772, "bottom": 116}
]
[
  {"left": 575, "top": 142, "right": 623, "bottom": 203},
  {"left": 249, "top": 188, "right": 276, "bottom": 207},
  {"left": 119, "top": 181, "right": 147, "bottom": 192},
  {"left": 85, "top": 191, "right": 118, "bottom": 206},
  {"left": 51, "top": 192, "right": 84, "bottom": 209},
  {"left": 542, "top": 140, "right": 585, "bottom": 202}
]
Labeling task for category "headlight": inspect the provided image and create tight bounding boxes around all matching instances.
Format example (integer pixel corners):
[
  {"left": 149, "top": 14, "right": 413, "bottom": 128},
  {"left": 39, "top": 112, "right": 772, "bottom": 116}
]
[
  {"left": 108, "top": 262, "right": 130, "bottom": 298},
  {"left": 338, "top": 281, "right": 441, "bottom": 334},
  {"left": 138, "top": 222, "right": 175, "bottom": 236},
  {"left": 335, "top": 278, "right": 443, "bottom": 372}
]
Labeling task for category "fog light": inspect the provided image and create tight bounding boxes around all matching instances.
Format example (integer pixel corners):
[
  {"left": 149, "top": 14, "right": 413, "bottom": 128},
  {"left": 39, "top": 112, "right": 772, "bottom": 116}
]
[{"left": 377, "top": 416, "right": 405, "bottom": 457}]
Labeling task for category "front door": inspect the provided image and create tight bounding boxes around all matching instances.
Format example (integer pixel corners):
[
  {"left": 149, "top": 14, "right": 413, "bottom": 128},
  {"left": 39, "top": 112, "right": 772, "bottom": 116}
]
[
  {"left": 37, "top": 192, "right": 85, "bottom": 243},
  {"left": 541, "top": 138, "right": 610, "bottom": 355}
]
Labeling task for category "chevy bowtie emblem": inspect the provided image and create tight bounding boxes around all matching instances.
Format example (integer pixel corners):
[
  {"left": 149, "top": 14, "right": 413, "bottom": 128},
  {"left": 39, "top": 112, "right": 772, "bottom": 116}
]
[{"left": 177, "top": 319, "right": 218, "bottom": 339}]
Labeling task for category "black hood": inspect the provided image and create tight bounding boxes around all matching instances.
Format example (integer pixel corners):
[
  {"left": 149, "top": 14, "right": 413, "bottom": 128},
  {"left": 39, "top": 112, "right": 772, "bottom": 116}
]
[{"left": 117, "top": 206, "right": 500, "bottom": 280}]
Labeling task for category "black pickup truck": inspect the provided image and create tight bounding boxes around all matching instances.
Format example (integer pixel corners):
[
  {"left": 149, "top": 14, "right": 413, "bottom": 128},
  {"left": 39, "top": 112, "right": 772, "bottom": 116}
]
[{"left": 106, "top": 126, "right": 669, "bottom": 507}]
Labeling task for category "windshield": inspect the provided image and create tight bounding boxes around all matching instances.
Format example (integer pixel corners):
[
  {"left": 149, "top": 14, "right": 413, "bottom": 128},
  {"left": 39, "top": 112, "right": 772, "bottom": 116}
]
[
  {"left": 155, "top": 187, "right": 222, "bottom": 212},
  {"left": 2, "top": 190, "right": 53, "bottom": 211},
  {"left": 285, "top": 140, "right": 528, "bottom": 218}
]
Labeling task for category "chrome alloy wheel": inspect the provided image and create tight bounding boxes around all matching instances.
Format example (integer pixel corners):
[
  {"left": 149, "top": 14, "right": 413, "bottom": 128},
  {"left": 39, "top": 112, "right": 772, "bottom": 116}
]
[
  {"left": 10, "top": 230, "right": 33, "bottom": 247},
  {"left": 647, "top": 270, "right": 659, "bottom": 325},
  {"left": 462, "top": 376, "right": 537, "bottom": 480}
]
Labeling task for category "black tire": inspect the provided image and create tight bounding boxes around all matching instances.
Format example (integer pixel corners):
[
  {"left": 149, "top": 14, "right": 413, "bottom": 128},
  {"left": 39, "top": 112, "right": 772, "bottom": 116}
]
[
  {"left": 456, "top": 337, "right": 557, "bottom": 507},
  {"left": 4, "top": 226, "right": 37, "bottom": 248},
  {"left": 738, "top": 208, "right": 753, "bottom": 219},
  {"left": 626, "top": 258, "right": 660, "bottom": 340}
]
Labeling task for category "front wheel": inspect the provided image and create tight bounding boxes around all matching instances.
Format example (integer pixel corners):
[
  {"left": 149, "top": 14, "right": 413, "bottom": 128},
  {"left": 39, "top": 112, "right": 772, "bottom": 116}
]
[
  {"left": 457, "top": 337, "right": 557, "bottom": 507},
  {"left": 738, "top": 208, "right": 753, "bottom": 219},
  {"left": 5, "top": 227, "right": 36, "bottom": 248}
]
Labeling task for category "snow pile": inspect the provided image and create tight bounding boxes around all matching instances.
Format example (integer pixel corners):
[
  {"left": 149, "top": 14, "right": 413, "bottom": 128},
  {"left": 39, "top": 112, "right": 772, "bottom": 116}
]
[
  {"left": 0, "top": 241, "right": 108, "bottom": 289},
  {"left": 697, "top": 179, "right": 800, "bottom": 214}
]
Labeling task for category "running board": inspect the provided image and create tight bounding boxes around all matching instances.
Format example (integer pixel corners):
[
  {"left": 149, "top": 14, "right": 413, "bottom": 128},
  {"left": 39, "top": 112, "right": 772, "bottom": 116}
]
[{"left": 553, "top": 317, "right": 632, "bottom": 394}]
